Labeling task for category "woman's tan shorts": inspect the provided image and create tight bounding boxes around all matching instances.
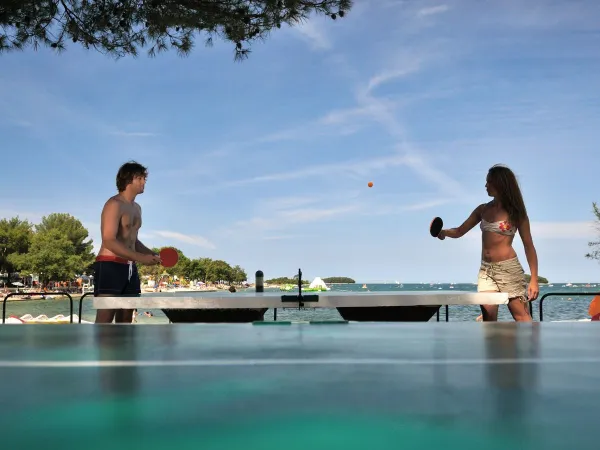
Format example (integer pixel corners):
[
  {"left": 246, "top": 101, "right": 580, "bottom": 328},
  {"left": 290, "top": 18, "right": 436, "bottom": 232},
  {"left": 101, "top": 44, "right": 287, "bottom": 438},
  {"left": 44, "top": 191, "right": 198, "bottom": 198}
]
[{"left": 477, "top": 256, "right": 527, "bottom": 301}]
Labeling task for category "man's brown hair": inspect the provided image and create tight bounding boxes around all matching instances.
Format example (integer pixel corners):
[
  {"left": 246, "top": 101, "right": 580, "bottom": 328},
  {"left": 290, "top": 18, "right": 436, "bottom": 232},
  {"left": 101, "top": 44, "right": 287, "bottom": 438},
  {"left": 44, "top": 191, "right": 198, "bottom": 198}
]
[{"left": 116, "top": 161, "right": 148, "bottom": 192}]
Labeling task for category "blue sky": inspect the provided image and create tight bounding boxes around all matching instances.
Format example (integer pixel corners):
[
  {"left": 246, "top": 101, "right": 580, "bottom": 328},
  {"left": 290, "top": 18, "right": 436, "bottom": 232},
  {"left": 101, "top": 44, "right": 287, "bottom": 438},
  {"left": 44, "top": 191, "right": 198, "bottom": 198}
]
[{"left": 1, "top": 0, "right": 600, "bottom": 283}]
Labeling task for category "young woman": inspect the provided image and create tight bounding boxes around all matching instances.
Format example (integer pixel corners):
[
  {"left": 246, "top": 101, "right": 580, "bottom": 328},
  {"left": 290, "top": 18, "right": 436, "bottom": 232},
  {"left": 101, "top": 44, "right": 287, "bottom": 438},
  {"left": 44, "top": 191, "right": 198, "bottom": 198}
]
[{"left": 438, "top": 164, "right": 539, "bottom": 321}]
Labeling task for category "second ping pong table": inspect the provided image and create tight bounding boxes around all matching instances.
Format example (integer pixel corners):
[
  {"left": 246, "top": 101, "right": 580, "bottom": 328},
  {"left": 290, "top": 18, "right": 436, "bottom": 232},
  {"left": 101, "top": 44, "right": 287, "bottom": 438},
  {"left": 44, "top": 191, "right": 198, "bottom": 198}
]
[{"left": 92, "top": 290, "right": 510, "bottom": 323}]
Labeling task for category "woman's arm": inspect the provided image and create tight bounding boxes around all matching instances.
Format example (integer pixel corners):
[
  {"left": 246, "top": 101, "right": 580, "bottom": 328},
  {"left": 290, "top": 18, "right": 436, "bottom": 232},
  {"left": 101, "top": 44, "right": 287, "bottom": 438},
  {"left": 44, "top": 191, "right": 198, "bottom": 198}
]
[
  {"left": 439, "top": 204, "right": 484, "bottom": 240},
  {"left": 518, "top": 216, "right": 539, "bottom": 300}
]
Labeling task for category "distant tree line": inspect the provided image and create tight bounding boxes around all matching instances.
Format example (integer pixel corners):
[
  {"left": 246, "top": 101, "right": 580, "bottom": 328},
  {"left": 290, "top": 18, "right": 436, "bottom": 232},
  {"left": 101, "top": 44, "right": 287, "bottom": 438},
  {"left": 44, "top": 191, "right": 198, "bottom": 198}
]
[
  {"left": 266, "top": 277, "right": 309, "bottom": 285},
  {"left": 265, "top": 276, "right": 355, "bottom": 285},
  {"left": 525, "top": 274, "right": 548, "bottom": 284},
  {"left": 0, "top": 213, "right": 246, "bottom": 286},
  {"left": 323, "top": 277, "right": 355, "bottom": 284},
  {"left": 137, "top": 248, "right": 247, "bottom": 285}
]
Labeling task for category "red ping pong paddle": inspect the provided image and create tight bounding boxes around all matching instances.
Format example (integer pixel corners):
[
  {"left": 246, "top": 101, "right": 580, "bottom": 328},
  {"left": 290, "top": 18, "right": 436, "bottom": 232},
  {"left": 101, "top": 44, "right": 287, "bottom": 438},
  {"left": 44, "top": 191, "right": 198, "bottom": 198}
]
[
  {"left": 429, "top": 217, "right": 443, "bottom": 238},
  {"left": 159, "top": 247, "right": 179, "bottom": 268},
  {"left": 588, "top": 295, "right": 600, "bottom": 318}
]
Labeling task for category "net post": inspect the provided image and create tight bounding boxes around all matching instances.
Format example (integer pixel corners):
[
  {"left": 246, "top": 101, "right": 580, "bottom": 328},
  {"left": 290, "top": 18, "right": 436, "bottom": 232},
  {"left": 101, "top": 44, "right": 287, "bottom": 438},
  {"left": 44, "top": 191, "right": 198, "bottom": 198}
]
[{"left": 255, "top": 270, "right": 264, "bottom": 293}]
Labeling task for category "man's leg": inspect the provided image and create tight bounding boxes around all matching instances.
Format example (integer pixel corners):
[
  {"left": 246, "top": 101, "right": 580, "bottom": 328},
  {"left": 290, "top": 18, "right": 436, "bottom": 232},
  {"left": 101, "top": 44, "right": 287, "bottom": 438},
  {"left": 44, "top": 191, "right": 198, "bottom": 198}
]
[
  {"left": 93, "top": 261, "right": 126, "bottom": 324},
  {"left": 115, "top": 263, "right": 140, "bottom": 324},
  {"left": 115, "top": 309, "right": 134, "bottom": 323},
  {"left": 95, "top": 307, "right": 117, "bottom": 323}
]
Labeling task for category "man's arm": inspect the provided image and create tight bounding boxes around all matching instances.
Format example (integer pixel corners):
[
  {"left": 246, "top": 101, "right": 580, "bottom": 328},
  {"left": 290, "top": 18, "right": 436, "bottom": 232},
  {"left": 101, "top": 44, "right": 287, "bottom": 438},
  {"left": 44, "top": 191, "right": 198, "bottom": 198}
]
[
  {"left": 439, "top": 204, "right": 484, "bottom": 239},
  {"left": 136, "top": 239, "right": 157, "bottom": 256},
  {"left": 100, "top": 199, "right": 144, "bottom": 261},
  {"left": 134, "top": 203, "right": 157, "bottom": 256}
]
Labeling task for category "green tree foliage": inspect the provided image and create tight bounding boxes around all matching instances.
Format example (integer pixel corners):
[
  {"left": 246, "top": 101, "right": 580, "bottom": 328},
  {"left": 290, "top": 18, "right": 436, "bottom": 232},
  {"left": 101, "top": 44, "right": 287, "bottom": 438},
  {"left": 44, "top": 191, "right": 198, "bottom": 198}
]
[
  {"left": 206, "top": 259, "right": 233, "bottom": 283},
  {"left": 0, "top": 213, "right": 247, "bottom": 285},
  {"left": 231, "top": 264, "right": 247, "bottom": 284},
  {"left": 9, "top": 229, "right": 86, "bottom": 283},
  {"left": 137, "top": 249, "right": 246, "bottom": 285},
  {"left": 0, "top": 0, "right": 352, "bottom": 60},
  {"left": 0, "top": 217, "right": 34, "bottom": 274},
  {"left": 35, "top": 213, "right": 95, "bottom": 269},
  {"left": 586, "top": 202, "right": 600, "bottom": 262},
  {"left": 267, "top": 276, "right": 354, "bottom": 284},
  {"left": 7, "top": 213, "right": 95, "bottom": 282},
  {"left": 524, "top": 274, "right": 548, "bottom": 284},
  {"left": 323, "top": 276, "right": 355, "bottom": 283},
  {"left": 186, "top": 258, "right": 208, "bottom": 281},
  {"left": 266, "top": 277, "right": 308, "bottom": 285}
]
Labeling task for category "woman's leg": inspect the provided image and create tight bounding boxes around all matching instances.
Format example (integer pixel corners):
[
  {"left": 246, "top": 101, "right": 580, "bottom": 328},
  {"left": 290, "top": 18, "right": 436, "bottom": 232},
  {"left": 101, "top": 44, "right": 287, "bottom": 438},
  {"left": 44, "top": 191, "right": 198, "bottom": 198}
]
[
  {"left": 496, "top": 258, "right": 531, "bottom": 322},
  {"left": 507, "top": 297, "right": 532, "bottom": 322},
  {"left": 478, "top": 264, "right": 500, "bottom": 321},
  {"left": 480, "top": 300, "right": 500, "bottom": 321}
]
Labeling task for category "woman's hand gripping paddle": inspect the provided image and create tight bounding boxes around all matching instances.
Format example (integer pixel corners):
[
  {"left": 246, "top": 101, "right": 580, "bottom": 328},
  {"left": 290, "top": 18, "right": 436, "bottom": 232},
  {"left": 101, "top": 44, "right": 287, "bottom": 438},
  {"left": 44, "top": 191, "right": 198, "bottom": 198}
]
[
  {"left": 430, "top": 217, "right": 443, "bottom": 238},
  {"left": 159, "top": 247, "right": 179, "bottom": 268}
]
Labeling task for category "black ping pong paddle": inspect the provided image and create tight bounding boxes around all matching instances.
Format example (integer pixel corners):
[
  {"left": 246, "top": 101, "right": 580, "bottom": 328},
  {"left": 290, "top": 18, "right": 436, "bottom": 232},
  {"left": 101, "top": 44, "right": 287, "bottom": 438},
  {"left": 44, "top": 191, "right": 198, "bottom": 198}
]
[{"left": 429, "top": 217, "right": 443, "bottom": 238}]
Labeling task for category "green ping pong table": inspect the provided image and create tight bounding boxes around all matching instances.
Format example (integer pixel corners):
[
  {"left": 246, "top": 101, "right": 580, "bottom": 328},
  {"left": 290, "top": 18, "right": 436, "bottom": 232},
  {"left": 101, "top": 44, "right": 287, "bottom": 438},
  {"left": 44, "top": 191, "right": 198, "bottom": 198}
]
[{"left": 1, "top": 322, "right": 599, "bottom": 449}]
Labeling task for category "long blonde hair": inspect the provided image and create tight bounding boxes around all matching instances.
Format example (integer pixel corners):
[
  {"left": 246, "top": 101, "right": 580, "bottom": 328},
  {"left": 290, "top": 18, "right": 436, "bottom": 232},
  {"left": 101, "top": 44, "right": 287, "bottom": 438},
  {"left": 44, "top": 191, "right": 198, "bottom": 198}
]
[{"left": 487, "top": 164, "right": 527, "bottom": 226}]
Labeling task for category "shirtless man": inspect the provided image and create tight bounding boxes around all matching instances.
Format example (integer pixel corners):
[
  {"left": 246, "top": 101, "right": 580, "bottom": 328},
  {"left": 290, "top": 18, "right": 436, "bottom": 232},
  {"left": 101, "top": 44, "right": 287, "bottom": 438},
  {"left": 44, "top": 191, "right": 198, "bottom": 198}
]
[{"left": 93, "top": 161, "right": 161, "bottom": 324}]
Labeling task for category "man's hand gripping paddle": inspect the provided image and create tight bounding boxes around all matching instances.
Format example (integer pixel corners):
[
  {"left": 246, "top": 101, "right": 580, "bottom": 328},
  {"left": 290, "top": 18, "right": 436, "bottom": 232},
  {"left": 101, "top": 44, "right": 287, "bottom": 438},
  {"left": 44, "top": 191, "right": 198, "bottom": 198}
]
[
  {"left": 429, "top": 217, "right": 443, "bottom": 238},
  {"left": 159, "top": 247, "right": 179, "bottom": 268}
]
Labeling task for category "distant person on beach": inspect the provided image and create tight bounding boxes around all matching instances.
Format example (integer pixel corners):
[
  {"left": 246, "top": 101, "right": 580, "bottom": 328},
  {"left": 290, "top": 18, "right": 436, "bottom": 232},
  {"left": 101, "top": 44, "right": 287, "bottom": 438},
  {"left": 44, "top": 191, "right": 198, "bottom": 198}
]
[
  {"left": 93, "top": 161, "right": 161, "bottom": 324},
  {"left": 437, "top": 164, "right": 539, "bottom": 322}
]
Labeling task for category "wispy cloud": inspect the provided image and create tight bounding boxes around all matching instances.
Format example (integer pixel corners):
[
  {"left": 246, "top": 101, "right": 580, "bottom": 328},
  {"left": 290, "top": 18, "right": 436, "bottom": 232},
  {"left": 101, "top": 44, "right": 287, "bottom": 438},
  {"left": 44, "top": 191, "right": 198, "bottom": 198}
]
[
  {"left": 188, "top": 153, "right": 408, "bottom": 193},
  {"left": 530, "top": 221, "right": 597, "bottom": 240},
  {"left": 365, "top": 63, "right": 422, "bottom": 95},
  {"left": 291, "top": 18, "right": 332, "bottom": 50},
  {"left": 364, "top": 198, "right": 458, "bottom": 216},
  {"left": 261, "top": 196, "right": 319, "bottom": 210},
  {"left": 227, "top": 204, "right": 360, "bottom": 235},
  {"left": 257, "top": 104, "right": 382, "bottom": 143},
  {"left": 224, "top": 185, "right": 453, "bottom": 239},
  {"left": 263, "top": 234, "right": 308, "bottom": 241},
  {"left": 86, "top": 227, "right": 216, "bottom": 253},
  {"left": 0, "top": 77, "right": 112, "bottom": 135},
  {"left": 354, "top": 82, "right": 470, "bottom": 200},
  {"left": 417, "top": 5, "right": 450, "bottom": 17},
  {"left": 109, "top": 131, "right": 158, "bottom": 138},
  {"left": 149, "top": 230, "right": 216, "bottom": 250},
  {"left": 0, "top": 209, "right": 47, "bottom": 224},
  {"left": 9, "top": 119, "right": 33, "bottom": 128}
]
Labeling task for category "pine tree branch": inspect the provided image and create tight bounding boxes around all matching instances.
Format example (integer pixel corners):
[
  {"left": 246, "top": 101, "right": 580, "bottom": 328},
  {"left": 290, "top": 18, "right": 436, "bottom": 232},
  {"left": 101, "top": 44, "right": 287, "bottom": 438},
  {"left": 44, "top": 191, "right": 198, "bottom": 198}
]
[
  {"left": 0, "top": 0, "right": 353, "bottom": 59},
  {"left": 586, "top": 201, "right": 600, "bottom": 261}
]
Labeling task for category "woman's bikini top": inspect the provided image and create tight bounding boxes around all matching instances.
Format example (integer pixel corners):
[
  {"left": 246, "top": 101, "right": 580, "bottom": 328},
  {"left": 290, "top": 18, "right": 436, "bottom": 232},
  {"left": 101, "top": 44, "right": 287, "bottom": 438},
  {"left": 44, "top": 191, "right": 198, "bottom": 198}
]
[{"left": 480, "top": 218, "right": 516, "bottom": 236}]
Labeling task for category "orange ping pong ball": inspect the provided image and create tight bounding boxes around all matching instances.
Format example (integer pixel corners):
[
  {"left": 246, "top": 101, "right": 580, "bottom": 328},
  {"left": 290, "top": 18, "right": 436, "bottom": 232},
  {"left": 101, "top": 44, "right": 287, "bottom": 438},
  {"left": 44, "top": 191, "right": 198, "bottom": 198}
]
[{"left": 368, "top": 181, "right": 373, "bottom": 188}]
